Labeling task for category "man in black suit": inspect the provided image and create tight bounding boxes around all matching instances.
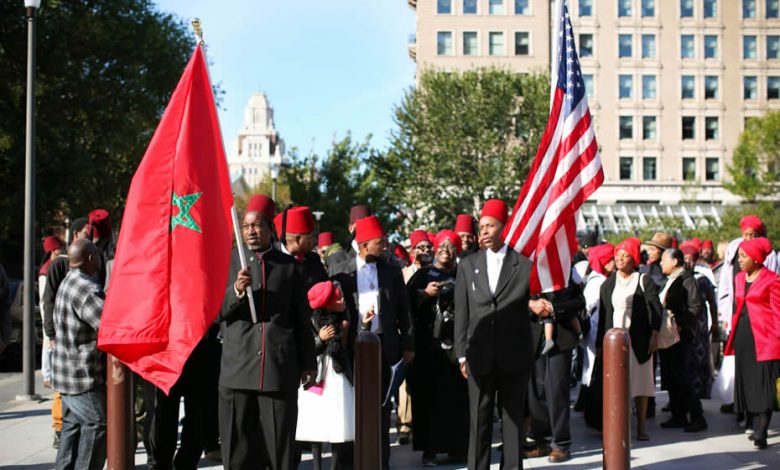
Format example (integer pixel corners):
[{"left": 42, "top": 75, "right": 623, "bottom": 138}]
[
  {"left": 218, "top": 194, "right": 317, "bottom": 470},
  {"left": 273, "top": 205, "right": 328, "bottom": 289},
  {"left": 330, "top": 215, "right": 414, "bottom": 469},
  {"left": 454, "top": 199, "right": 547, "bottom": 470}
]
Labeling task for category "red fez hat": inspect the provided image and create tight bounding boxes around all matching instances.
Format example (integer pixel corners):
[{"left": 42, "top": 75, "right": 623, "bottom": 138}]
[
  {"left": 680, "top": 241, "right": 699, "bottom": 257},
  {"left": 409, "top": 230, "right": 428, "bottom": 249},
  {"left": 246, "top": 194, "right": 275, "bottom": 221},
  {"left": 615, "top": 237, "right": 641, "bottom": 266},
  {"left": 739, "top": 237, "right": 773, "bottom": 265},
  {"left": 349, "top": 205, "right": 371, "bottom": 225},
  {"left": 273, "top": 212, "right": 284, "bottom": 239},
  {"left": 318, "top": 232, "right": 334, "bottom": 247},
  {"left": 285, "top": 206, "right": 315, "bottom": 234},
  {"left": 89, "top": 209, "right": 111, "bottom": 239},
  {"left": 434, "top": 229, "right": 462, "bottom": 255},
  {"left": 355, "top": 215, "right": 385, "bottom": 244},
  {"left": 702, "top": 239, "right": 714, "bottom": 250},
  {"left": 588, "top": 243, "right": 615, "bottom": 276},
  {"left": 307, "top": 281, "right": 341, "bottom": 310},
  {"left": 455, "top": 214, "right": 475, "bottom": 234},
  {"left": 480, "top": 199, "right": 508, "bottom": 225},
  {"left": 426, "top": 232, "right": 435, "bottom": 244},
  {"left": 42, "top": 236, "right": 63, "bottom": 254},
  {"left": 394, "top": 244, "right": 410, "bottom": 265},
  {"left": 740, "top": 215, "right": 763, "bottom": 233}
]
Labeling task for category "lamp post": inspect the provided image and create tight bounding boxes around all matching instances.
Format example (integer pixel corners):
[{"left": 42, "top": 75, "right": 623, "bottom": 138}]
[
  {"left": 270, "top": 162, "right": 279, "bottom": 201},
  {"left": 18, "top": 0, "right": 42, "bottom": 402},
  {"left": 312, "top": 211, "right": 324, "bottom": 233}
]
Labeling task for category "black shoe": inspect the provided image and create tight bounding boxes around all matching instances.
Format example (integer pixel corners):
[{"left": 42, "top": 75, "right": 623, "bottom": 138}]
[
  {"left": 720, "top": 403, "right": 734, "bottom": 414},
  {"left": 660, "top": 417, "right": 687, "bottom": 428},
  {"left": 396, "top": 431, "right": 410, "bottom": 445},
  {"left": 684, "top": 417, "right": 708, "bottom": 433},
  {"left": 754, "top": 438, "right": 768, "bottom": 450}
]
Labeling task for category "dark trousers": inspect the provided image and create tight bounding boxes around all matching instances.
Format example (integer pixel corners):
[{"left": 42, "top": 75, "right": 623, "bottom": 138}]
[
  {"left": 528, "top": 349, "right": 572, "bottom": 451},
  {"left": 219, "top": 387, "right": 298, "bottom": 470},
  {"left": 202, "top": 337, "right": 222, "bottom": 452},
  {"left": 56, "top": 386, "right": 107, "bottom": 470},
  {"left": 380, "top": 358, "right": 392, "bottom": 468},
  {"left": 144, "top": 341, "right": 210, "bottom": 470},
  {"left": 308, "top": 442, "right": 354, "bottom": 470},
  {"left": 467, "top": 369, "right": 529, "bottom": 470},
  {"left": 665, "top": 340, "right": 702, "bottom": 422}
]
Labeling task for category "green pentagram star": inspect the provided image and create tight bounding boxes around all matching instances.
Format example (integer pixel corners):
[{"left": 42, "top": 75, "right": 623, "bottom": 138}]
[{"left": 171, "top": 191, "right": 202, "bottom": 233}]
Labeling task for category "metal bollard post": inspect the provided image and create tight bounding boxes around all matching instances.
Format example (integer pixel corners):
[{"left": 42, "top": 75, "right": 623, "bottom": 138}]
[
  {"left": 603, "top": 328, "right": 631, "bottom": 470},
  {"left": 106, "top": 355, "right": 134, "bottom": 470},
  {"left": 354, "top": 332, "right": 381, "bottom": 469}
]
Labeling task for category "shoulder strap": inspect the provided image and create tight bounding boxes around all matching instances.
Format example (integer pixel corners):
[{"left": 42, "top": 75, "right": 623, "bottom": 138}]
[{"left": 639, "top": 273, "right": 646, "bottom": 293}]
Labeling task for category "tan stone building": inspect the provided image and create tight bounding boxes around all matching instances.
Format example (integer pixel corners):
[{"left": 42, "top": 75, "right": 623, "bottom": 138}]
[{"left": 408, "top": 0, "right": 780, "bottom": 206}]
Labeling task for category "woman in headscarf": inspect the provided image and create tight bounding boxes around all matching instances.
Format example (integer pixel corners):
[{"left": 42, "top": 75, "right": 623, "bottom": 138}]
[
  {"left": 658, "top": 248, "right": 706, "bottom": 432},
  {"left": 597, "top": 237, "right": 662, "bottom": 441},
  {"left": 406, "top": 230, "right": 468, "bottom": 466},
  {"left": 724, "top": 237, "right": 780, "bottom": 450}
]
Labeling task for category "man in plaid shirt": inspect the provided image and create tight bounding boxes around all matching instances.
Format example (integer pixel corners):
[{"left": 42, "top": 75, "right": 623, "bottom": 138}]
[{"left": 52, "top": 239, "right": 106, "bottom": 470}]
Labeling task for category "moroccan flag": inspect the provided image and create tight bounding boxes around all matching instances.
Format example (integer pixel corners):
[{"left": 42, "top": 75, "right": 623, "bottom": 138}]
[{"left": 97, "top": 44, "right": 233, "bottom": 394}]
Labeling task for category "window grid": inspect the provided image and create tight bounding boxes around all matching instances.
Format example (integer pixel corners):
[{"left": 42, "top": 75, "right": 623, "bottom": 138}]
[{"left": 643, "top": 157, "right": 657, "bottom": 180}]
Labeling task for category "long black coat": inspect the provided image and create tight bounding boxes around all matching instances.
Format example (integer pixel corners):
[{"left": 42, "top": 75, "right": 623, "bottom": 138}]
[
  {"left": 530, "top": 282, "right": 585, "bottom": 356},
  {"left": 219, "top": 247, "right": 316, "bottom": 392}
]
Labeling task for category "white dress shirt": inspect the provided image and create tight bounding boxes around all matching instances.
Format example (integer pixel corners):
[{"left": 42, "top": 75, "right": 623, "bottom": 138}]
[
  {"left": 486, "top": 244, "right": 508, "bottom": 295},
  {"left": 356, "top": 255, "right": 381, "bottom": 333}
]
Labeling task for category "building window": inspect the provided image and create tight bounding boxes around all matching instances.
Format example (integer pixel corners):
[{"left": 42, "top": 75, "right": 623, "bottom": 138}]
[
  {"left": 704, "top": 76, "right": 719, "bottom": 99},
  {"left": 643, "top": 157, "right": 657, "bottom": 180},
  {"left": 768, "top": 36, "right": 780, "bottom": 59},
  {"left": 514, "top": 32, "right": 530, "bottom": 55},
  {"left": 744, "top": 36, "right": 758, "bottom": 59},
  {"left": 437, "top": 0, "right": 452, "bottom": 14},
  {"left": 643, "top": 116, "right": 657, "bottom": 140},
  {"left": 683, "top": 158, "right": 697, "bottom": 181},
  {"left": 642, "top": 34, "right": 657, "bottom": 58},
  {"left": 515, "top": 0, "right": 530, "bottom": 14},
  {"left": 704, "top": 35, "right": 718, "bottom": 59},
  {"left": 769, "top": 0, "right": 780, "bottom": 18},
  {"left": 705, "top": 158, "right": 720, "bottom": 181},
  {"left": 704, "top": 0, "right": 717, "bottom": 17},
  {"left": 579, "top": 34, "right": 594, "bottom": 57},
  {"left": 744, "top": 76, "right": 758, "bottom": 99},
  {"left": 489, "top": 32, "right": 505, "bottom": 55},
  {"left": 463, "top": 32, "right": 479, "bottom": 56},
  {"left": 489, "top": 0, "right": 504, "bottom": 15},
  {"left": 619, "top": 116, "right": 633, "bottom": 139},
  {"left": 705, "top": 117, "right": 719, "bottom": 140},
  {"left": 642, "top": 75, "right": 657, "bottom": 99},
  {"left": 463, "top": 0, "right": 478, "bottom": 14},
  {"left": 642, "top": 0, "right": 655, "bottom": 17},
  {"left": 437, "top": 32, "right": 453, "bottom": 55},
  {"left": 620, "top": 157, "right": 633, "bottom": 180},
  {"left": 619, "top": 74, "right": 633, "bottom": 98},
  {"left": 769, "top": 76, "right": 780, "bottom": 99},
  {"left": 682, "top": 117, "right": 696, "bottom": 140},
  {"left": 743, "top": 0, "right": 757, "bottom": 18},
  {"left": 681, "top": 35, "right": 695, "bottom": 59},
  {"left": 619, "top": 34, "right": 633, "bottom": 58},
  {"left": 583, "top": 74, "right": 594, "bottom": 97},
  {"left": 680, "top": 0, "right": 694, "bottom": 17},
  {"left": 618, "top": 0, "right": 632, "bottom": 17},
  {"left": 579, "top": 0, "right": 593, "bottom": 16},
  {"left": 681, "top": 75, "right": 695, "bottom": 99}
]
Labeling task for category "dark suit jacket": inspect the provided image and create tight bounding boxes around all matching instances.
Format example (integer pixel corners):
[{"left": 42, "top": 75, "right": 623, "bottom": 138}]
[
  {"left": 330, "top": 256, "right": 414, "bottom": 364},
  {"left": 273, "top": 242, "right": 328, "bottom": 290},
  {"left": 663, "top": 271, "right": 703, "bottom": 340},
  {"left": 454, "top": 248, "right": 534, "bottom": 377},
  {"left": 529, "top": 281, "right": 585, "bottom": 356},
  {"left": 219, "top": 247, "right": 316, "bottom": 392}
]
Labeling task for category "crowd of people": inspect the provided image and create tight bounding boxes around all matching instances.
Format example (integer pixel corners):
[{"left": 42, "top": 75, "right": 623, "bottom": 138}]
[{"left": 10, "top": 194, "right": 780, "bottom": 470}]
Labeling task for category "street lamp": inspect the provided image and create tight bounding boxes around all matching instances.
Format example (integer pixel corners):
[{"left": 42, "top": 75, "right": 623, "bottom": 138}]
[
  {"left": 270, "top": 162, "right": 279, "bottom": 201},
  {"left": 18, "top": 0, "right": 42, "bottom": 401}
]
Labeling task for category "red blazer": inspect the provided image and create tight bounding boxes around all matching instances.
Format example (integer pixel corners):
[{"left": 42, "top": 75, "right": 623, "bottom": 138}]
[{"left": 724, "top": 268, "right": 780, "bottom": 362}]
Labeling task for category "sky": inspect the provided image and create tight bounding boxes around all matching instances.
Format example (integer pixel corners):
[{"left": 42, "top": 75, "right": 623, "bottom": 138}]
[{"left": 155, "top": 0, "right": 417, "bottom": 157}]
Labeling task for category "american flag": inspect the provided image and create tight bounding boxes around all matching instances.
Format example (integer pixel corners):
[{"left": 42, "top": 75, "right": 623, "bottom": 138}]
[{"left": 502, "top": 0, "right": 603, "bottom": 294}]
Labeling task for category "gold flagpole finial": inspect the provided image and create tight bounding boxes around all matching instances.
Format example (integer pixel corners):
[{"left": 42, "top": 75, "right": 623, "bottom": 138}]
[{"left": 191, "top": 18, "right": 203, "bottom": 44}]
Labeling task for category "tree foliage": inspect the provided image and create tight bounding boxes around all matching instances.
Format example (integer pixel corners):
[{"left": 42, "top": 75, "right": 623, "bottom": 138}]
[
  {"left": 372, "top": 68, "right": 550, "bottom": 231},
  {"left": 0, "top": 0, "right": 193, "bottom": 271},
  {"left": 725, "top": 110, "right": 780, "bottom": 201}
]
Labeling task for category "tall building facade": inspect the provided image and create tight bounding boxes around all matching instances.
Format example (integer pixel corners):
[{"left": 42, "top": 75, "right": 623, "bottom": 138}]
[
  {"left": 227, "top": 92, "right": 285, "bottom": 190},
  {"left": 408, "top": 0, "right": 780, "bottom": 205}
]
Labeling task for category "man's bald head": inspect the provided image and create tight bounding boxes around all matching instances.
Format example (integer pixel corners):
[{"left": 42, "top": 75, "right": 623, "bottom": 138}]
[{"left": 68, "top": 239, "right": 100, "bottom": 274}]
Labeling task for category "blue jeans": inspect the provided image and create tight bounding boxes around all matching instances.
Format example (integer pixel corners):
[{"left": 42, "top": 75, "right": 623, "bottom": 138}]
[{"left": 56, "top": 386, "right": 107, "bottom": 470}]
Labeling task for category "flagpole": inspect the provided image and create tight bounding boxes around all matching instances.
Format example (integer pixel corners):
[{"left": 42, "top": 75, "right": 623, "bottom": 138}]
[
  {"left": 550, "top": 0, "right": 562, "bottom": 111},
  {"left": 192, "top": 19, "right": 259, "bottom": 324}
]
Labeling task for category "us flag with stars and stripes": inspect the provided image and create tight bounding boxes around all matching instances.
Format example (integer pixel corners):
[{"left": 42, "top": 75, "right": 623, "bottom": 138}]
[{"left": 502, "top": 0, "right": 603, "bottom": 295}]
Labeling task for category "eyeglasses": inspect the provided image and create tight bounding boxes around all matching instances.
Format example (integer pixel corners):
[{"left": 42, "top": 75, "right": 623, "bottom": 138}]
[{"left": 415, "top": 243, "right": 433, "bottom": 251}]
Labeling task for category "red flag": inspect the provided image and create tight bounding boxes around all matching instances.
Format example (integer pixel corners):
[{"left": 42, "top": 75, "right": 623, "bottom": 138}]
[{"left": 97, "top": 44, "right": 233, "bottom": 394}]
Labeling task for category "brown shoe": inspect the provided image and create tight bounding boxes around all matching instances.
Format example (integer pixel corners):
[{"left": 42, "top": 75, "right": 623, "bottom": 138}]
[
  {"left": 523, "top": 446, "right": 551, "bottom": 458},
  {"left": 547, "top": 448, "right": 571, "bottom": 463}
]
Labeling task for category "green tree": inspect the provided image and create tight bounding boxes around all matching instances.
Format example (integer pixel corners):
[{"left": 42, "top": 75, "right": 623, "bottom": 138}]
[
  {"left": 373, "top": 67, "right": 550, "bottom": 231},
  {"left": 0, "top": 0, "right": 194, "bottom": 270},
  {"left": 725, "top": 110, "right": 780, "bottom": 201}
]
